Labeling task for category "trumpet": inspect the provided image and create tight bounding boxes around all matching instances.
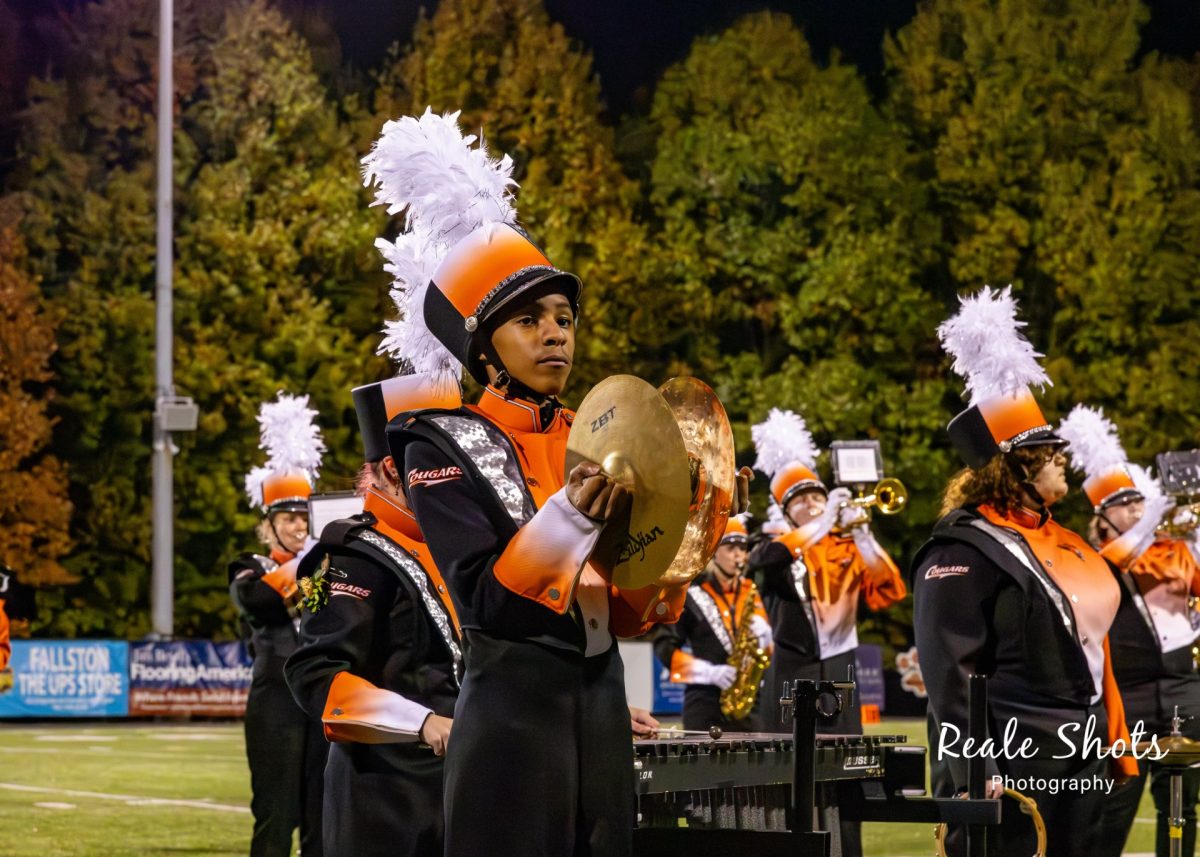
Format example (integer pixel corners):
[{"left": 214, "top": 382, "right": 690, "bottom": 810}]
[
  {"left": 842, "top": 477, "right": 908, "bottom": 516},
  {"left": 1157, "top": 501, "right": 1200, "bottom": 538}
]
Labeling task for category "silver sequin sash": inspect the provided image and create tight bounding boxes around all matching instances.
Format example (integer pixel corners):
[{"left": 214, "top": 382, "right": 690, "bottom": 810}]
[
  {"left": 428, "top": 414, "right": 535, "bottom": 528},
  {"left": 690, "top": 588, "right": 733, "bottom": 655}
]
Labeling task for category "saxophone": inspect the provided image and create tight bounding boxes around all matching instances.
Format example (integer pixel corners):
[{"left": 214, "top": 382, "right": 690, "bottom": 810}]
[{"left": 719, "top": 579, "right": 772, "bottom": 720}]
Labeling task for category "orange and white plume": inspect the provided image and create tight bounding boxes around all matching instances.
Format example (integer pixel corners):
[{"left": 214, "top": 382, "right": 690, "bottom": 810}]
[{"left": 751, "top": 408, "right": 818, "bottom": 478}]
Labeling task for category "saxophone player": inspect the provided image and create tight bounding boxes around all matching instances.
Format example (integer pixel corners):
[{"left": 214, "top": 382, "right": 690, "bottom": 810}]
[{"left": 653, "top": 518, "right": 773, "bottom": 733}]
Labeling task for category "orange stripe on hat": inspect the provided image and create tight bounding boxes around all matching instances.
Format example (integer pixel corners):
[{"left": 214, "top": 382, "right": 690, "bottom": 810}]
[
  {"left": 1084, "top": 468, "right": 1138, "bottom": 508},
  {"left": 262, "top": 472, "right": 312, "bottom": 507},
  {"left": 720, "top": 517, "right": 748, "bottom": 544},
  {"left": 977, "top": 389, "right": 1049, "bottom": 445},
  {"left": 770, "top": 463, "right": 822, "bottom": 505},
  {"left": 380, "top": 375, "right": 462, "bottom": 420},
  {"left": 431, "top": 225, "right": 551, "bottom": 319}
]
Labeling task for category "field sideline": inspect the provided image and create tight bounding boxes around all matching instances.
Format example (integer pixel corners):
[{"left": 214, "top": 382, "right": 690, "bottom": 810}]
[{"left": 0, "top": 719, "right": 1160, "bottom": 856}]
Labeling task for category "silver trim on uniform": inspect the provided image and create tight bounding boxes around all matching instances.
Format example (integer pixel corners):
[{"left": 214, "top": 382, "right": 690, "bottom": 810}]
[
  {"left": 690, "top": 587, "right": 734, "bottom": 655},
  {"left": 357, "top": 529, "right": 463, "bottom": 686},
  {"left": 967, "top": 519, "right": 1074, "bottom": 632},
  {"left": 429, "top": 414, "right": 535, "bottom": 527}
]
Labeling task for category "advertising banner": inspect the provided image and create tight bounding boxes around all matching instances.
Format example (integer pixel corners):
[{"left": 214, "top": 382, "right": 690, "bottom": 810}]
[
  {"left": 128, "top": 641, "right": 252, "bottom": 717},
  {"left": 0, "top": 640, "right": 128, "bottom": 717}
]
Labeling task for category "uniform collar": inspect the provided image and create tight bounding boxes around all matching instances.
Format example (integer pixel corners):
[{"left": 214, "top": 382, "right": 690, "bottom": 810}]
[
  {"left": 363, "top": 486, "right": 424, "bottom": 543},
  {"left": 269, "top": 547, "right": 295, "bottom": 566},
  {"left": 476, "top": 385, "right": 564, "bottom": 433},
  {"left": 988, "top": 503, "right": 1052, "bottom": 530}
]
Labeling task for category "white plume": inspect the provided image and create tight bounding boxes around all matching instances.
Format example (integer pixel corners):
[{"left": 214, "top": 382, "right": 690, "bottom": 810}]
[
  {"left": 362, "top": 108, "right": 516, "bottom": 247},
  {"left": 1058, "top": 405, "right": 1128, "bottom": 480},
  {"left": 1128, "top": 463, "right": 1167, "bottom": 508},
  {"left": 937, "top": 285, "right": 1050, "bottom": 405},
  {"left": 752, "top": 408, "right": 819, "bottom": 477},
  {"left": 244, "top": 393, "right": 326, "bottom": 507},
  {"left": 362, "top": 108, "right": 517, "bottom": 383}
]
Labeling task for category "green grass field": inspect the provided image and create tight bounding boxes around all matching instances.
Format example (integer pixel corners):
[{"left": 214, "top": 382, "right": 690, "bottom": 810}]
[{"left": 0, "top": 718, "right": 1160, "bottom": 856}]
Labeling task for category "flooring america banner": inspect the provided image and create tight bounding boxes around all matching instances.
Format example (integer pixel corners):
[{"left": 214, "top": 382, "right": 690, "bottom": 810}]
[{"left": 128, "top": 641, "right": 252, "bottom": 716}]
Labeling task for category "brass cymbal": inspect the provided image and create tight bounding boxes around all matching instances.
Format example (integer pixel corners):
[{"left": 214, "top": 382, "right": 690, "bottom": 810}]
[
  {"left": 656, "top": 377, "right": 737, "bottom": 587},
  {"left": 1137, "top": 736, "right": 1200, "bottom": 766},
  {"left": 565, "top": 375, "right": 692, "bottom": 589}
]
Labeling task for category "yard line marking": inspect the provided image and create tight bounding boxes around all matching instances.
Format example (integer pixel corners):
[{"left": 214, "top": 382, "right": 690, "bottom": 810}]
[
  {"left": 33, "top": 802, "right": 76, "bottom": 810},
  {"left": 34, "top": 735, "right": 118, "bottom": 742},
  {"left": 0, "top": 783, "right": 250, "bottom": 814},
  {"left": 0, "top": 747, "right": 245, "bottom": 762}
]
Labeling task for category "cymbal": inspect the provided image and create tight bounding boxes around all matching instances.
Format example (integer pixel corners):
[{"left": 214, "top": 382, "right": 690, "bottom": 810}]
[
  {"left": 566, "top": 375, "right": 692, "bottom": 589},
  {"left": 1137, "top": 736, "right": 1200, "bottom": 766},
  {"left": 656, "top": 377, "right": 736, "bottom": 587}
]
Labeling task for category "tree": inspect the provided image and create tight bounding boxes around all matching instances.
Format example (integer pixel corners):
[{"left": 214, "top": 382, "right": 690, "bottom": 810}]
[
  {"left": 886, "top": 0, "right": 1200, "bottom": 528},
  {"left": 0, "top": 206, "right": 73, "bottom": 600},
  {"left": 6, "top": 0, "right": 385, "bottom": 636},
  {"left": 379, "top": 0, "right": 653, "bottom": 392},
  {"left": 647, "top": 12, "right": 955, "bottom": 561}
]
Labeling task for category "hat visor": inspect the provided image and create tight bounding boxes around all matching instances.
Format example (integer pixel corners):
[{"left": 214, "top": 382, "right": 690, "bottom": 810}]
[
  {"left": 1010, "top": 426, "right": 1067, "bottom": 451},
  {"left": 478, "top": 269, "right": 582, "bottom": 328},
  {"left": 266, "top": 499, "right": 309, "bottom": 516},
  {"left": 1098, "top": 488, "right": 1145, "bottom": 510},
  {"left": 780, "top": 480, "right": 828, "bottom": 509}
]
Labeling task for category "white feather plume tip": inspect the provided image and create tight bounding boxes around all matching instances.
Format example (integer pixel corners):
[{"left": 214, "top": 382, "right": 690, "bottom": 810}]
[
  {"left": 937, "top": 285, "right": 1050, "bottom": 405},
  {"left": 244, "top": 393, "right": 326, "bottom": 508},
  {"left": 752, "top": 408, "right": 819, "bottom": 477},
  {"left": 1128, "top": 463, "right": 1166, "bottom": 507},
  {"left": 1057, "top": 405, "right": 1129, "bottom": 480},
  {"left": 362, "top": 108, "right": 516, "bottom": 248},
  {"left": 763, "top": 500, "right": 789, "bottom": 535}
]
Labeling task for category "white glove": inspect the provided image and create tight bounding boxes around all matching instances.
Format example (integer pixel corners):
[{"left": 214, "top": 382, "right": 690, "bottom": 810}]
[
  {"left": 690, "top": 659, "right": 737, "bottom": 690},
  {"left": 749, "top": 614, "right": 773, "bottom": 650}
]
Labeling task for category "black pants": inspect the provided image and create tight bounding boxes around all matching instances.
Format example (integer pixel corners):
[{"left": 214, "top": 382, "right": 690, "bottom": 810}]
[
  {"left": 322, "top": 741, "right": 444, "bottom": 857},
  {"left": 1096, "top": 762, "right": 1200, "bottom": 857},
  {"left": 245, "top": 660, "right": 326, "bottom": 857},
  {"left": 445, "top": 632, "right": 634, "bottom": 857}
]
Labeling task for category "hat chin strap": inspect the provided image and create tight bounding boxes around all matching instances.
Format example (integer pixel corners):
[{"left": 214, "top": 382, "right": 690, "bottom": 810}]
[{"left": 1004, "top": 452, "right": 1050, "bottom": 523}]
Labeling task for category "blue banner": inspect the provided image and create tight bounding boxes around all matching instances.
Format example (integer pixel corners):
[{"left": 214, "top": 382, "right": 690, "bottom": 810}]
[
  {"left": 855, "top": 644, "right": 886, "bottom": 711},
  {"left": 0, "top": 640, "right": 128, "bottom": 717},
  {"left": 129, "top": 641, "right": 252, "bottom": 716},
  {"left": 651, "top": 656, "right": 685, "bottom": 715}
]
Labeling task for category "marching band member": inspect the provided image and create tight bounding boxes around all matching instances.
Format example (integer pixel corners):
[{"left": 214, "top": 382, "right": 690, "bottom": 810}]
[
  {"left": 0, "top": 565, "right": 11, "bottom": 694},
  {"left": 284, "top": 372, "right": 463, "bottom": 857},
  {"left": 231, "top": 393, "right": 327, "bottom": 857},
  {"left": 913, "top": 287, "right": 1137, "bottom": 857},
  {"left": 369, "top": 109, "right": 751, "bottom": 857},
  {"left": 1060, "top": 405, "right": 1199, "bottom": 857},
  {"left": 653, "top": 517, "right": 773, "bottom": 732},
  {"left": 748, "top": 408, "right": 906, "bottom": 735}
]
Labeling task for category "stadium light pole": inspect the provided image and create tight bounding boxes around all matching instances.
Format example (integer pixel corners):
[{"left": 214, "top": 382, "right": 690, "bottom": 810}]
[
  {"left": 151, "top": 0, "right": 175, "bottom": 638},
  {"left": 152, "top": 0, "right": 196, "bottom": 638}
]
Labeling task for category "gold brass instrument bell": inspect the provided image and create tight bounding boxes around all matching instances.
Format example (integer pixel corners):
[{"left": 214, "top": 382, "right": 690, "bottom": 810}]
[
  {"left": 565, "top": 375, "right": 736, "bottom": 591},
  {"left": 845, "top": 477, "right": 908, "bottom": 516}
]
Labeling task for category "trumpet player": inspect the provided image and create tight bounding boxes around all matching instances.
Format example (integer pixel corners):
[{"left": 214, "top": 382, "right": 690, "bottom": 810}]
[
  {"left": 1060, "top": 407, "right": 1200, "bottom": 857},
  {"left": 748, "top": 409, "right": 906, "bottom": 736},
  {"left": 231, "top": 393, "right": 327, "bottom": 857},
  {"left": 653, "top": 517, "right": 773, "bottom": 732},
  {"left": 372, "top": 110, "right": 752, "bottom": 857}
]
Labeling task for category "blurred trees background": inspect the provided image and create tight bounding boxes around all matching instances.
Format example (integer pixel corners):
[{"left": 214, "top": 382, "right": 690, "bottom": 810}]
[{"left": 1, "top": 0, "right": 1197, "bottom": 639}]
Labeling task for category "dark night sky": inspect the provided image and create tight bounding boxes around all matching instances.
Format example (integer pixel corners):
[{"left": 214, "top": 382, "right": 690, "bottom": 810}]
[{"left": 5, "top": 0, "right": 1200, "bottom": 116}]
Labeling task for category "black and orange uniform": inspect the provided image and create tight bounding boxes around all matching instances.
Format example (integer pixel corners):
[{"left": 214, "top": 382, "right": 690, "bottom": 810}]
[
  {"left": 284, "top": 487, "right": 462, "bottom": 857},
  {"left": 230, "top": 548, "right": 326, "bottom": 857},
  {"left": 914, "top": 504, "right": 1139, "bottom": 857},
  {"left": 751, "top": 530, "right": 905, "bottom": 733},
  {"left": 1097, "top": 537, "right": 1200, "bottom": 857},
  {"left": 654, "top": 571, "right": 768, "bottom": 732},
  {"left": 0, "top": 567, "right": 12, "bottom": 689},
  {"left": 396, "top": 385, "right": 687, "bottom": 857}
]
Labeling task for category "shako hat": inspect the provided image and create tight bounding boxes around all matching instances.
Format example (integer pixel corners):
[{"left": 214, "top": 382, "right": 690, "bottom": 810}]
[
  {"left": 751, "top": 408, "right": 827, "bottom": 509},
  {"left": 937, "top": 286, "right": 1065, "bottom": 469},
  {"left": 244, "top": 393, "right": 325, "bottom": 515},
  {"left": 1058, "top": 405, "right": 1142, "bottom": 510}
]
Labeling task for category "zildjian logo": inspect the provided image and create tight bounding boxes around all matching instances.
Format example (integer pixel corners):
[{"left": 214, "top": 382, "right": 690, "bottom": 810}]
[{"left": 618, "top": 526, "right": 666, "bottom": 564}]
